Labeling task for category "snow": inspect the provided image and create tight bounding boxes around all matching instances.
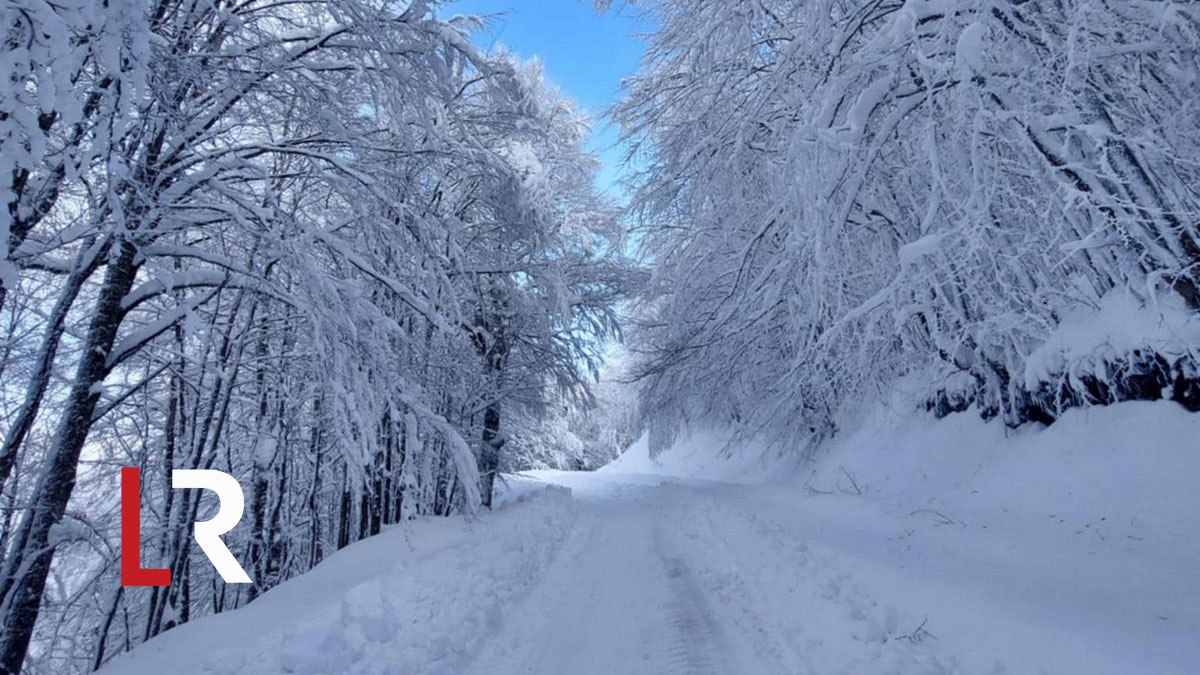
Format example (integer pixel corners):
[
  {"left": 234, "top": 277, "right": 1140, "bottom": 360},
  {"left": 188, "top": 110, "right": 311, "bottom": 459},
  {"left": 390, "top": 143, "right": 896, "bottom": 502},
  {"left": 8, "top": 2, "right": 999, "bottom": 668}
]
[
  {"left": 598, "top": 427, "right": 801, "bottom": 484},
  {"left": 844, "top": 76, "right": 894, "bottom": 139},
  {"left": 100, "top": 488, "right": 577, "bottom": 675},
  {"left": 787, "top": 399, "right": 1200, "bottom": 675},
  {"left": 593, "top": 400, "right": 1200, "bottom": 674},
  {"left": 26, "top": 1, "right": 1200, "bottom": 673},
  {"left": 99, "top": 400, "right": 1200, "bottom": 675},
  {"left": 502, "top": 141, "right": 545, "bottom": 188},
  {"left": 466, "top": 481, "right": 961, "bottom": 675},
  {"left": 1023, "top": 290, "right": 1200, "bottom": 388},
  {"left": 954, "top": 23, "right": 989, "bottom": 76},
  {"left": 897, "top": 233, "right": 943, "bottom": 268}
]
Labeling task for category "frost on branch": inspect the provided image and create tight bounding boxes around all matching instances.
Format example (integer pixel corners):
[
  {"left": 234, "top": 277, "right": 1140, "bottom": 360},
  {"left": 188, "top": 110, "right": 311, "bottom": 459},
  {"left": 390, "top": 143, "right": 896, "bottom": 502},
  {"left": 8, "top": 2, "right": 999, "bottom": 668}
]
[
  {"left": 617, "top": 0, "right": 1200, "bottom": 446},
  {"left": 0, "top": 2, "right": 630, "bottom": 673}
]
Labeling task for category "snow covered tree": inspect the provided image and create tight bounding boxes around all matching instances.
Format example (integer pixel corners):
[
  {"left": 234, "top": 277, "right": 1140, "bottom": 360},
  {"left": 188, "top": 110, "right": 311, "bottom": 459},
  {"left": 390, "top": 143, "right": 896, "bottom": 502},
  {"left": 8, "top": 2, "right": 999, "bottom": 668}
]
[
  {"left": 0, "top": 2, "right": 630, "bottom": 672},
  {"left": 615, "top": 0, "right": 1200, "bottom": 452}
]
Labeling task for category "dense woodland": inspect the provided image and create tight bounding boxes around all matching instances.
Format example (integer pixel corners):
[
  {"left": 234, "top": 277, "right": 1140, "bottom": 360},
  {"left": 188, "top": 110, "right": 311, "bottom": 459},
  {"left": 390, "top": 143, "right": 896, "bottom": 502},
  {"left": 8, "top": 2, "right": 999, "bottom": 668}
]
[
  {"left": 3, "top": 0, "right": 1200, "bottom": 673},
  {"left": 0, "top": 1, "right": 633, "bottom": 672},
  {"left": 617, "top": 0, "right": 1200, "bottom": 452}
]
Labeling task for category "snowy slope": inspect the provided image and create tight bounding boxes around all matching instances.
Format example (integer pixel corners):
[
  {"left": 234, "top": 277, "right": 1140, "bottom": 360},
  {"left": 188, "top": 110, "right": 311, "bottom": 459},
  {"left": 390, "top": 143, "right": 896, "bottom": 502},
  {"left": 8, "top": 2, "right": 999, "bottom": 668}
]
[{"left": 749, "top": 400, "right": 1200, "bottom": 674}]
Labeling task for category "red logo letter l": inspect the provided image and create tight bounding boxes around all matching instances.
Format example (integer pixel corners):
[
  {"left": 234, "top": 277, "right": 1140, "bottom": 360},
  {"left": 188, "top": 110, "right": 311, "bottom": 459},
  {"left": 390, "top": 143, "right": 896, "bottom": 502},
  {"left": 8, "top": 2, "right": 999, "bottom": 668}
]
[{"left": 121, "top": 467, "right": 171, "bottom": 587}]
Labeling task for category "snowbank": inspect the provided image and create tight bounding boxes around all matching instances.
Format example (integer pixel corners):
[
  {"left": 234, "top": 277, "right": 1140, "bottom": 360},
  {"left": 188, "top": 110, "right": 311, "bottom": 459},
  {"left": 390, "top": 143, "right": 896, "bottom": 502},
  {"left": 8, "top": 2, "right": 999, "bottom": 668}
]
[
  {"left": 768, "top": 399, "right": 1200, "bottom": 674},
  {"left": 599, "top": 427, "right": 802, "bottom": 484},
  {"left": 1024, "top": 290, "right": 1200, "bottom": 390},
  {"left": 99, "top": 488, "right": 577, "bottom": 675},
  {"left": 602, "top": 397, "right": 1200, "bottom": 576},
  {"left": 811, "top": 398, "right": 1200, "bottom": 561},
  {"left": 598, "top": 395, "right": 1200, "bottom": 540}
]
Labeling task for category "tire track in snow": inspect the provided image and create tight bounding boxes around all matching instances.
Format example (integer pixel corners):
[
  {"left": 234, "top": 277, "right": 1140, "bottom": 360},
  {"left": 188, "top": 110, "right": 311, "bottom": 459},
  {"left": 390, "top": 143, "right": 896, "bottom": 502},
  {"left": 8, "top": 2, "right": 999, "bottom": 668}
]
[
  {"left": 652, "top": 485, "right": 812, "bottom": 675},
  {"left": 462, "top": 491, "right": 687, "bottom": 675},
  {"left": 654, "top": 524, "right": 733, "bottom": 675}
]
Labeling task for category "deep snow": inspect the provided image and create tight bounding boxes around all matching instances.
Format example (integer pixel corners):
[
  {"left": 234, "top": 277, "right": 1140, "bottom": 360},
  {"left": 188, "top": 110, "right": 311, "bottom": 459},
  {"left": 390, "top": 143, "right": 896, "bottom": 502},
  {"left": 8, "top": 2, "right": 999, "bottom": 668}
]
[{"left": 101, "top": 401, "right": 1200, "bottom": 674}]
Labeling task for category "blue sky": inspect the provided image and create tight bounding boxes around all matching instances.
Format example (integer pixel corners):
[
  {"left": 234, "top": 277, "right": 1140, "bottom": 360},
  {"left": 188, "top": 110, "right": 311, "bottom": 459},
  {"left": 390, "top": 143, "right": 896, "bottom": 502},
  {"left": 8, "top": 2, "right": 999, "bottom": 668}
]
[{"left": 443, "top": 0, "right": 652, "bottom": 198}]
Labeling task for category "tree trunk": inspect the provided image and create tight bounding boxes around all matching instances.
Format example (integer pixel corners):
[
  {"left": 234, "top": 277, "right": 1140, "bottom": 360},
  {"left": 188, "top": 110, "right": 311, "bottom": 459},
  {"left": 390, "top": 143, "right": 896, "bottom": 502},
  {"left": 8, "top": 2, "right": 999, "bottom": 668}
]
[
  {"left": 90, "top": 587, "right": 123, "bottom": 672},
  {"left": 0, "top": 237, "right": 110, "bottom": 497},
  {"left": 479, "top": 403, "right": 503, "bottom": 509},
  {"left": 0, "top": 240, "right": 139, "bottom": 674},
  {"left": 336, "top": 470, "right": 351, "bottom": 551},
  {"left": 472, "top": 297, "right": 509, "bottom": 510},
  {"left": 307, "top": 397, "right": 324, "bottom": 567}
]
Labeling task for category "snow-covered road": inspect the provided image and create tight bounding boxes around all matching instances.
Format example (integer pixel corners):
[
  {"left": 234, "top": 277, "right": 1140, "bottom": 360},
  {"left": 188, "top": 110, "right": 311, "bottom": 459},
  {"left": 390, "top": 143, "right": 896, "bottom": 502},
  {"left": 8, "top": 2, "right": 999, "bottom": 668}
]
[
  {"left": 102, "top": 454, "right": 1199, "bottom": 675},
  {"left": 467, "top": 476, "right": 962, "bottom": 675},
  {"left": 465, "top": 486, "right": 738, "bottom": 675},
  {"left": 476, "top": 462, "right": 1199, "bottom": 675}
]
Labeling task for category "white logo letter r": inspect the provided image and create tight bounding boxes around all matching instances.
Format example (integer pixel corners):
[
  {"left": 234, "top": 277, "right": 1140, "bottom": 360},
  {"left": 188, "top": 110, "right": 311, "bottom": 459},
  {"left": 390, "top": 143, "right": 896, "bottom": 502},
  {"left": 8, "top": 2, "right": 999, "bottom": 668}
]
[{"left": 172, "top": 470, "right": 252, "bottom": 584}]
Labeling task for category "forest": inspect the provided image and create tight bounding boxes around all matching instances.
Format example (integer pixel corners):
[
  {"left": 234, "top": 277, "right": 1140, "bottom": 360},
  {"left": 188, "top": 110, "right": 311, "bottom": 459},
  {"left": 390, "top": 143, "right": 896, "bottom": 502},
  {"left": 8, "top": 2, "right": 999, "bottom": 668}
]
[
  {"left": 0, "top": 1, "right": 634, "bottom": 671},
  {"left": 618, "top": 0, "right": 1200, "bottom": 451},
  {"left": 3, "top": 0, "right": 1199, "bottom": 673}
]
